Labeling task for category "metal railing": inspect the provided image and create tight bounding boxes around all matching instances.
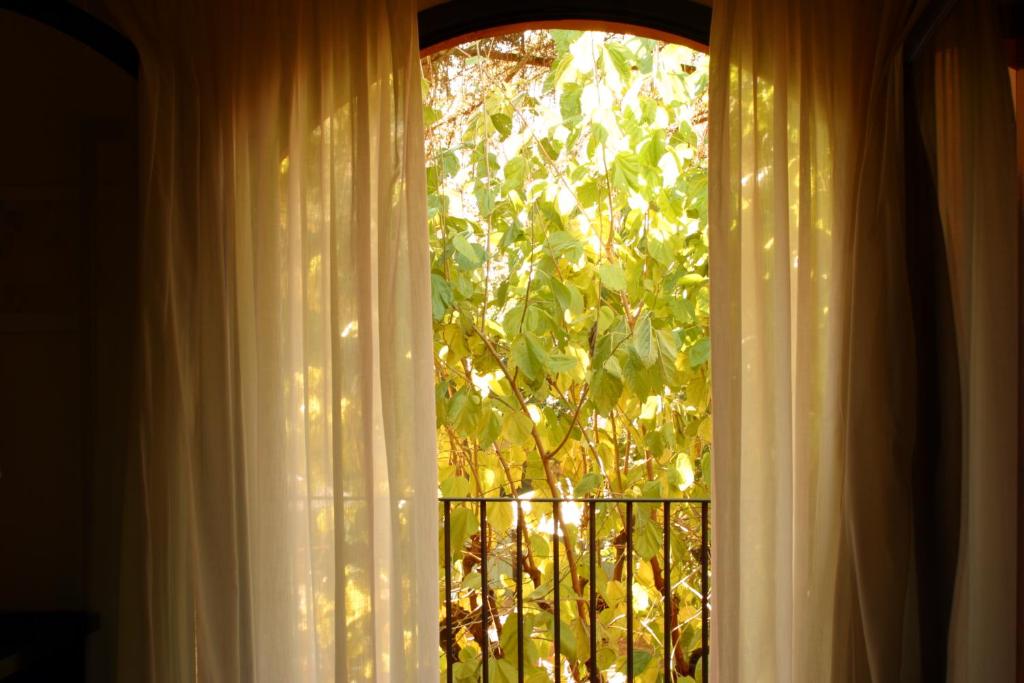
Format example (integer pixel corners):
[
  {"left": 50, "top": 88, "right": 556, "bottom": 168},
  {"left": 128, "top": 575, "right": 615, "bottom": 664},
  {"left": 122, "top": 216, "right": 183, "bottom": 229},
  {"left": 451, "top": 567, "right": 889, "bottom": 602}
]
[{"left": 440, "top": 496, "right": 710, "bottom": 682}]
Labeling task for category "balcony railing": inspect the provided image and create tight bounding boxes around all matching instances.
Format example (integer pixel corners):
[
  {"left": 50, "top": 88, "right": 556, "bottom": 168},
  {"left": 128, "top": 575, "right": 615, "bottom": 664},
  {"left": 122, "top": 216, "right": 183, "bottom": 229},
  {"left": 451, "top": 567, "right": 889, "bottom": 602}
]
[{"left": 440, "top": 497, "right": 710, "bottom": 682}]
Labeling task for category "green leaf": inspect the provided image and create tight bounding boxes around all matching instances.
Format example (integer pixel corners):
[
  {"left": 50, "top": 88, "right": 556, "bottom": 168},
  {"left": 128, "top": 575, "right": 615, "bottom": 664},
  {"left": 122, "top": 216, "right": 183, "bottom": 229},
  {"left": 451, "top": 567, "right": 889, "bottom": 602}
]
[
  {"left": 474, "top": 186, "right": 496, "bottom": 217},
  {"left": 497, "top": 221, "right": 523, "bottom": 250},
  {"left": 553, "top": 618, "right": 578, "bottom": 662},
  {"left": 452, "top": 233, "right": 486, "bottom": 269},
  {"left": 546, "top": 231, "right": 583, "bottom": 261},
  {"left": 560, "top": 82, "right": 583, "bottom": 120},
  {"left": 603, "top": 42, "right": 634, "bottom": 81},
  {"left": 512, "top": 333, "right": 550, "bottom": 381},
  {"left": 440, "top": 149, "right": 459, "bottom": 178},
  {"left": 574, "top": 472, "right": 603, "bottom": 497},
  {"left": 611, "top": 152, "right": 642, "bottom": 191},
  {"left": 656, "top": 328, "right": 681, "bottom": 385},
  {"left": 502, "top": 156, "right": 526, "bottom": 192},
  {"left": 550, "top": 278, "right": 582, "bottom": 316},
  {"left": 452, "top": 661, "right": 476, "bottom": 680},
  {"left": 633, "top": 649, "right": 654, "bottom": 675},
  {"left": 491, "top": 658, "right": 516, "bottom": 683},
  {"left": 431, "top": 274, "right": 453, "bottom": 320},
  {"left": 546, "top": 51, "right": 572, "bottom": 90},
  {"left": 590, "top": 369, "right": 623, "bottom": 415},
  {"left": 598, "top": 263, "right": 627, "bottom": 293},
  {"left": 623, "top": 352, "right": 658, "bottom": 399},
  {"left": 640, "top": 129, "right": 667, "bottom": 168},
  {"left": 635, "top": 517, "right": 662, "bottom": 560},
  {"left": 448, "top": 389, "right": 480, "bottom": 434},
  {"left": 440, "top": 475, "right": 470, "bottom": 498},
  {"left": 503, "top": 411, "right": 534, "bottom": 445},
  {"left": 477, "top": 407, "right": 502, "bottom": 448},
  {"left": 546, "top": 354, "right": 578, "bottom": 374},
  {"left": 490, "top": 112, "right": 513, "bottom": 139},
  {"left": 529, "top": 534, "right": 549, "bottom": 559},
  {"left": 631, "top": 313, "right": 656, "bottom": 367},
  {"left": 540, "top": 136, "right": 560, "bottom": 161},
  {"left": 688, "top": 338, "right": 710, "bottom": 367},
  {"left": 449, "top": 507, "right": 479, "bottom": 557},
  {"left": 488, "top": 500, "right": 513, "bottom": 534},
  {"left": 423, "top": 106, "right": 442, "bottom": 127},
  {"left": 680, "top": 273, "right": 707, "bottom": 286},
  {"left": 597, "top": 305, "right": 617, "bottom": 333}
]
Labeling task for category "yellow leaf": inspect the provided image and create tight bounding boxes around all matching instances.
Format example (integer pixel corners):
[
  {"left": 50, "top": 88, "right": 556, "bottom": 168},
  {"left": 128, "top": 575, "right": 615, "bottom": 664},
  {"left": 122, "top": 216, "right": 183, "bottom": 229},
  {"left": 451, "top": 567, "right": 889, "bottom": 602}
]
[{"left": 676, "top": 454, "right": 695, "bottom": 491}]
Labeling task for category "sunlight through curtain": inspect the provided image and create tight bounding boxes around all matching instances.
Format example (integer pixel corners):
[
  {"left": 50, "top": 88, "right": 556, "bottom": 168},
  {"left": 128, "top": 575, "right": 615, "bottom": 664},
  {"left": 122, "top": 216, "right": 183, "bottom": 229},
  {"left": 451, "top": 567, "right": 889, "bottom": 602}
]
[
  {"left": 709, "top": 0, "right": 1017, "bottom": 680},
  {"left": 108, "top": 0, "right": 438, "bottom": 680}
]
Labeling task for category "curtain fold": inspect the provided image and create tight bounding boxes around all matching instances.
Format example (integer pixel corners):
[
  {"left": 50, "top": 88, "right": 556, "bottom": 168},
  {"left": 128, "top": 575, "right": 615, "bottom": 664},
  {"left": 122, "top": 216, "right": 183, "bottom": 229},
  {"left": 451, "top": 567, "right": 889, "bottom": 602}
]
[
  {"left": 709, "top": 0, "right": 1017, "bottom": 680},
  {"left": 913, "top": 2, "right": 1020, "bottom": 678},
  {"left": 108, "top": 1, "right": 438, "bottom": 680}
]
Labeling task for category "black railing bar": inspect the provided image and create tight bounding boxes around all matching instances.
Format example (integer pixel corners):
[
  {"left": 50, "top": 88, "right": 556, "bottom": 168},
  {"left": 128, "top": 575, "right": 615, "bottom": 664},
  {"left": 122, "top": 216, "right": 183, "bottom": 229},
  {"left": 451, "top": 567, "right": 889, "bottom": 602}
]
[
  {"left": 553, "top": 499, "right": 562, "bottom": 683},
  {"left": 663, "top": 499, "right": 672, "bottom": 682},
  {"left": 443, "top": 500, "right": 454, "bottom": 683},
  {"left": 481, "top": 500, "right": 489, "bottom": 681},
  {"left": 626, "top": 500, "right": 634, "bottom": 682},
  {"left": 700, "top": 500, "right": 709, "bottom": 683},
  {"left": 588, "top": 500, "right": 598, "bottom": 683},
  {"left": 516, "top": 501, "right": 525, "bottom": 682},
  {"left": 439, "top": 496, "right": 710, "bottom": 504}
]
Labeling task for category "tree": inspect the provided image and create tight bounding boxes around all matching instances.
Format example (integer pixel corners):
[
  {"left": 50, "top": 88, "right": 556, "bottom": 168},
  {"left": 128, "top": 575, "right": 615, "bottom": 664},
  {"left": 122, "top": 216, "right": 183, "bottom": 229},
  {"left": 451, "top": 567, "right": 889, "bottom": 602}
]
[{"left": 425, "top": 30, "right": 710, "bottom": 682}]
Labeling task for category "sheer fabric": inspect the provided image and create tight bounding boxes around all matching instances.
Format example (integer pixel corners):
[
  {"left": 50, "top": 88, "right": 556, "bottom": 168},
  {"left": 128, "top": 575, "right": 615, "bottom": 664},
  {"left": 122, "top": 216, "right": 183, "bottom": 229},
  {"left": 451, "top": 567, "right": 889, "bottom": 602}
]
[
  {"left": 709, "top": 0, "right": 1017, "bottom": 680},
  {"left": 914, "top": 2, "right": 1019, "bottom": 678},
  {"left": 109, "top": 1, "right": 438, "bottom": 680}
]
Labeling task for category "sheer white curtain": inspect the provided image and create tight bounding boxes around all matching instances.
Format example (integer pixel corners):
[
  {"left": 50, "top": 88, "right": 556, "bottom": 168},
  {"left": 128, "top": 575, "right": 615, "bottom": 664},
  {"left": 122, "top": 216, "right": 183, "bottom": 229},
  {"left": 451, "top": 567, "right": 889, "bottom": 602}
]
[
  {"left": 709, "top": 0, "right": 1017, "bottom": 680},
  {"left": 109, "top": 0, "right": 438, "bottom": 680}
]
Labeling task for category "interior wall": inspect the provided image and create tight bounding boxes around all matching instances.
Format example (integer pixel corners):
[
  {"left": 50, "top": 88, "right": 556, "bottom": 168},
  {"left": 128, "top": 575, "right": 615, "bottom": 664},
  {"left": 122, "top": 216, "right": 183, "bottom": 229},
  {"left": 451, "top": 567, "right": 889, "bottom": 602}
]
[{"left": 0, "top": 11, "right": 137, "bottom": 681}]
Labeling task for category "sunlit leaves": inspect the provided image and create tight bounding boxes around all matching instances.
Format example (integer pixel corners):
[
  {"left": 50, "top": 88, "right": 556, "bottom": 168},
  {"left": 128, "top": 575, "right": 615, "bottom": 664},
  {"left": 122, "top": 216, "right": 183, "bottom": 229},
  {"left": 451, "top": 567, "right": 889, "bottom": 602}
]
[{"left": 426, "top": 29, "right": 710, "bottom": 682}]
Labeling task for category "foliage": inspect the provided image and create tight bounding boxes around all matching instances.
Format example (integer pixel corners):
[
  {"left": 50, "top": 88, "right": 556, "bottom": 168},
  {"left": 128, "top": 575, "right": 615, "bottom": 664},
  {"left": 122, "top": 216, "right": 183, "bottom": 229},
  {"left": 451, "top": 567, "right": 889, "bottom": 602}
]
[{"left": 424, "top": 31, "right": 710, "bottom": 682}]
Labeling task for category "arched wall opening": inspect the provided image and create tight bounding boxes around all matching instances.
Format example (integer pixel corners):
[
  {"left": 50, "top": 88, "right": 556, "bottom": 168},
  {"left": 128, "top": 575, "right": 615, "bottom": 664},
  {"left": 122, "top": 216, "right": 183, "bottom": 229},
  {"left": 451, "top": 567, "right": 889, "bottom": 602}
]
[
  {"left": 425, "top": 19, "right": 713, "bottom": 680},
  {"left": 418, "top": 0, "right": 711, "bottom": 55}
]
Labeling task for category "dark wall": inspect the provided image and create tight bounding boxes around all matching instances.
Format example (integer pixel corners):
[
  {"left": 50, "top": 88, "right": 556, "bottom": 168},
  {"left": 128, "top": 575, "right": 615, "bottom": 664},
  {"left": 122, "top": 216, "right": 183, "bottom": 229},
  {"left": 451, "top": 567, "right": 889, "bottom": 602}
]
[{"left": 0, "top": 10, "right": 138, "bottom": 681}]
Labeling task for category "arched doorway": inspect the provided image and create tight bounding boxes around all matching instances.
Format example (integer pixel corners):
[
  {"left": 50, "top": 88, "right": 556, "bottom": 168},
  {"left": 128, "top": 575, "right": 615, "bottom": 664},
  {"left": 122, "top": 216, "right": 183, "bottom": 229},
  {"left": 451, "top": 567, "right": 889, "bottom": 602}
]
[{"left": 425, "top": 20, "right": 712, "bottom": 681}]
